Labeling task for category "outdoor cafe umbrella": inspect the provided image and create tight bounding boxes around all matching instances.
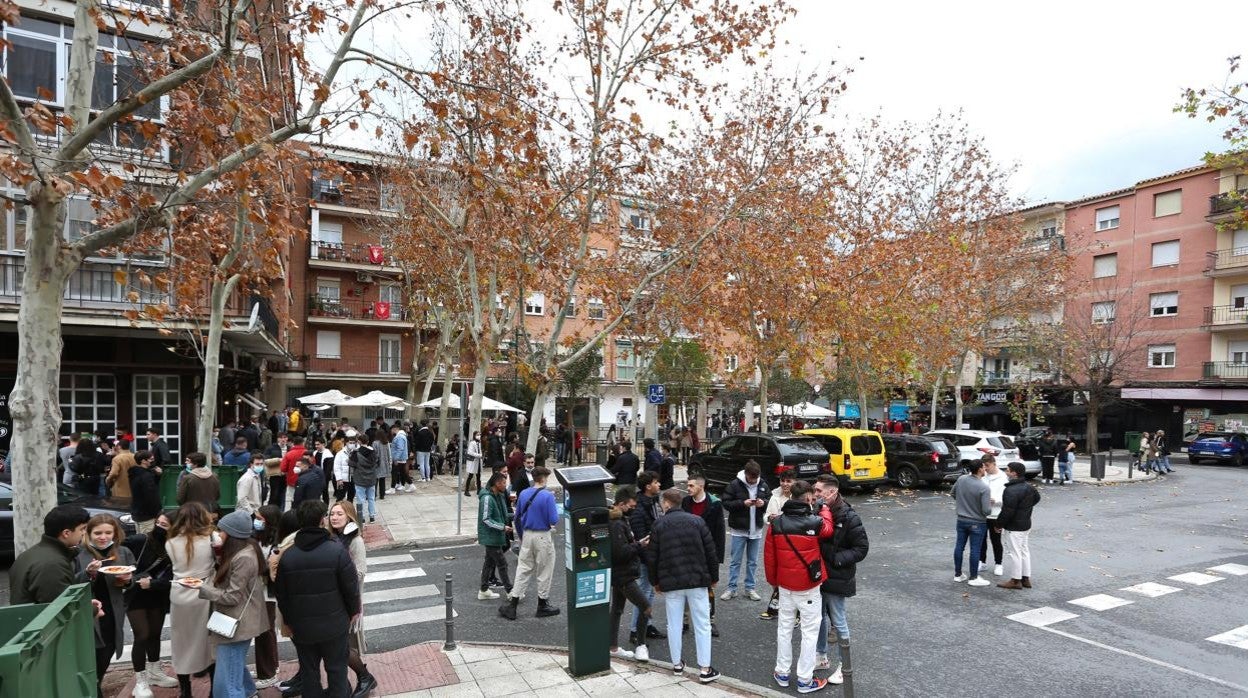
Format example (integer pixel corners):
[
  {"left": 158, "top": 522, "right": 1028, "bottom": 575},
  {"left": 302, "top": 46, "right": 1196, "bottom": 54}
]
[
  {"left": 297, "top": 389, "right": 355, "bottom": 405},
  {"left": 337, "top": 390, "right": 408, "bottom": 409},
  {"left": 414, "top": 394, "right": 523, "bottom": 413},
  {"left": 790, "top": 402, "right": 835, "bottom": 418}
]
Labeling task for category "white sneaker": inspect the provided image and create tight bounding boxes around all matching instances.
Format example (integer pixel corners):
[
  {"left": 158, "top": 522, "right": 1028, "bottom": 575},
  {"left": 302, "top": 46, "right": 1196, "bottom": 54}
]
[
  {"left": 720, "top": 589, "right": 736, "bottom": 600},
  {"left": 254, "top": 676, "right": 282, "bottom": 689},
  {"left": 746, "top": 589, "right": 761, "bottom": 601},
  {"left": 144, "top": 666, "right": 178, "bottom": 688},
  {"left": 610, "top": 648, "right": 635, "bottom": 660},
  {"left": 386, "top": 487, "right": 399, "bottom": 494},
  {"left": 829, "top": 665, "right": 844, "bottom": 685},
  {"left": 132, "top": 675, "right": 153, "bottom": 698},
  {"left": 405, "top": 484, "right": 416, "bottom": 492},
  {"left": 967, "top": 577, "right": 990, "bottom": 587},
  {"left": 814, "top": 653, "right": 831, "bottom": 670},
  {"left": 634, "top": 645, "right": 649, "bottom": 662},
  {"left": 478, "top": 589, "right": 500, "bottom": 600},
  {"left": 994, "top": 564, "right": 1004, "bottom": 576},
  {"left": 953, "top": 574, "right": 968, "bottom": 582}
]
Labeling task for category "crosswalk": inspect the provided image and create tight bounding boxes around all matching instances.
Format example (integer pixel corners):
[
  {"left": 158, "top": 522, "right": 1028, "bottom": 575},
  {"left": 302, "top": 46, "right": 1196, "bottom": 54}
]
[{"left": 118, "top": 550, "right": 449, "bottom": 663}]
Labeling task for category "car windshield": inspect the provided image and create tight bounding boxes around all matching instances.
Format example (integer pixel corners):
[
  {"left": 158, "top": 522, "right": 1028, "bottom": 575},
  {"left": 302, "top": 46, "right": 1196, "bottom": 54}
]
[
  {"left": 989, "top": 436, "right": 1016, "bottom": 449},
  {"left": 776, "top": 438, "right": 828, "bottom": 458},
  {"left": 1195, "top": 433, "right": 1234, "bottom": 442}
]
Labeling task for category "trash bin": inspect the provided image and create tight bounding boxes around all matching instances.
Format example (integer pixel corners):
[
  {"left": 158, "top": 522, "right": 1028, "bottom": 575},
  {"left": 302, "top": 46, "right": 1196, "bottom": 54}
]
[
  {"left": 1090, "top": 453, "right": 1107, "bottom": 480},
  {"left": 159, "top": 466, "right": 181, "bottom": 509},
  {"left": 1124, "top": 431, "right": 1141, "bottom": 456},
  {"left": 214, "top": 465, "right": 240, "bottom": 511},
  {"left": 0, "top": 584, "right": 96, "bottom": 698},
  {"left": 1041, "top": 455, "right": 1055, "bottom": 481},
  {"left": 596, "top": 441, "right": 609, "bottom": 467}
]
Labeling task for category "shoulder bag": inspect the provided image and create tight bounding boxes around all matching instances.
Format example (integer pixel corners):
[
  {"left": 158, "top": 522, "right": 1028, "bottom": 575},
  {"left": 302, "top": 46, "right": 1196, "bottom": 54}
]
[
  {"left": 206, "top": 578, "right": 259, "bottom": 639},
  {"left": 782, "top": 532, "right": 823, "bottom": 584}
]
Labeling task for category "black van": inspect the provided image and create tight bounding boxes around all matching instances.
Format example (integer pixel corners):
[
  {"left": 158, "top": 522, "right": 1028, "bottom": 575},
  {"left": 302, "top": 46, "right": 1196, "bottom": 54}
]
[{"left": 881, "top": 434, "right": 962, "bottom": 488}]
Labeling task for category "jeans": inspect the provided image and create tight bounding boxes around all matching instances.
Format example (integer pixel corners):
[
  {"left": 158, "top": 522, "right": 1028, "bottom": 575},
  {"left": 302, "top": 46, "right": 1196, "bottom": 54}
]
[
  {"left": 1159, "top": 455, "right": 1173, "bottom": 473},
  {"left": 355, "top": 484, "right": 377, "bottom": 519},
  {"left": 556, "top": 442, "right": 566, "bottom": 463},
  {"left": 610, "top": 580, "right": 651, "bottom": 649},
  {"left": 726, "top": 534, "right": 761, "bottom": 592},
  {"left": 816, "top": 593, "right": 849, "bottom": 659},
  {"left": 1003, "top": 529, "right": 1032, "bottom": 580},
  {"left": 213, "top": 639, "right": 257, "bottom": 698},
  {"left": 664, "top": 587, "right": 711, "bottom": 669},
  {"left": 631, "top": 563, "right": 655, "bottom": 632},
  {"left": 1058, "top": 454, "right": 1073, "bottom": 482},
  {"left": 775, "top": 586, "right": 822, "bottom": 682},
  {"left": 293, "top": 634, "right": 350, "bottom": 698},
  {"left": 416, "top": 451, "right": 431, "bottom": 480},
  {"left": 954, "top": 518, "right": 988, "bottom": 578}
]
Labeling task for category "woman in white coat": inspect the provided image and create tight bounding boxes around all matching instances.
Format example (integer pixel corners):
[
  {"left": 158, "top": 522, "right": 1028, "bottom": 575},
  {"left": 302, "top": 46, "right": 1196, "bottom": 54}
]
[
  {"left": 463, "top": 431, "right": 483, "bottom": 496},
  {"left": 166, "top": 501, "right": 217, "bottom": 697}
]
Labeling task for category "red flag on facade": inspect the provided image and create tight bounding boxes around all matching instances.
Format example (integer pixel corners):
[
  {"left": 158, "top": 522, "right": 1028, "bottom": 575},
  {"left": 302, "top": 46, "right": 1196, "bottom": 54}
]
[
  {"left": 373, "top": 301, "right": 391, "bottom": 320},
  {"left": 367, "top": 245, "right": 385, "bottom": 264}
]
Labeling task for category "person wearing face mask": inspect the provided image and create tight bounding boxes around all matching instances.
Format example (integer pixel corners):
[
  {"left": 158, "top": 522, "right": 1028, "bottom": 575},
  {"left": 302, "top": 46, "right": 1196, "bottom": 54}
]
[
  {"left": 333, "top": 432, "right": 359, "bottom": 503},
  {"left": 129, "top": 450, "right": 165, "bottom": 535},
  {"left": 167, "top": 502, "right": 218, "bottom": 697},
  {"left": 123, "top": 513, "right": 179, "bottom": 697},
  {"left": 234, "top": 453, "right": 266, "bottom": 516},
  {"left": 78, "top": 514, "right": 138, "bottom": 698},
  {"left": 292, "top": 453, "right": 327, "bottom": 509},
  {"left": 327, "top": 501, "right": 377, "bottom": 698},
  {"left": 198, "top": 510, "right": 270, "bottom": 698},
  {"left": 349, "top": 434, "right": 382, "bottom": 524},
  {"left": 176, "top": 452, "right": 220, "bottom": 508},
  {"left": 250, "top": 505, "right": 283, "bottom": 690}
]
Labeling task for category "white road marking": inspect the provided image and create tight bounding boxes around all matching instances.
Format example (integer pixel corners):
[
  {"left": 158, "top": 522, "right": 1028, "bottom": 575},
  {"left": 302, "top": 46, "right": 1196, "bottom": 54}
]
[
  {"left": 1207, "top": 563, "right": 1248, "bottom": 577},
  {"left": 1207, "top": 625, "right": 1248, "bottom": 651},
  {"left": 365, "top": 567, "right": 427, "bottom": 583},
  {"left": 369, "top": 553, "right": 417, "bottom": 566},
  {"left": 1005, "top": 607, "right": 1079, "bottom": 628},
  {"left": 1119, "top": 582, "right": 1182, "bottom": 598},
  {"left": 1037, "top": 625, "right": 1248, "bottom": 693},
  {"left": 362, "top": 583, "right": 441, "bottom": 605},
  {"left": 1068, "top": 594, "right": 1133, "bottom": 611},
  {"left": 1168, "top": 572, "right": 1224, "bottom": 586}
]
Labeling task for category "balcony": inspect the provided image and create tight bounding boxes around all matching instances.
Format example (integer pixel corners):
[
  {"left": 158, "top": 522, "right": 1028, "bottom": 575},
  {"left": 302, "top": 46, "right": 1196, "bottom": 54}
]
[
  {"left": 311, "top": 178, "right": 401, "bottom": 214},
  {"left": 309, "top": 241, "right": 403, "bottom": 271},
  {"left": 0, "top": 254, "right": 171, "bottom": 309},
  {"left": 1202, "top": 305, "right": 1248, "bottom": 331},
  {"left": 1202, "top": 362, "right": 1248, "bottom": 381},
  {"left": 980, "top": 370, "right": 1011, "bottom": 385},
  {"left": 1208, "top": 190, "right": 1246, "bottom": 223},
  {"left": 1204, "top": 248, "right": 1248, "bottom": 277},
  {"left": 307, "top": 294, "right": 411, "bottom": 324},
  {"left": 303, "top": 355, "right": 406, "bottom": 379}
]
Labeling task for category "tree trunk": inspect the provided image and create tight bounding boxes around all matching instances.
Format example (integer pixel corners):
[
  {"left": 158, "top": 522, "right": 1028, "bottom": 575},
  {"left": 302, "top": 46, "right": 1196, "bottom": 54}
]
[
  {"left": 196, "top": 275, "right": 241, "bottom": 456},
  {"left": 524, "top": 380, "right": 550, "bottom": 455},
  {"left": 469, "top": 361, "right": 487, "bottom": 449},
  {"left": 9, "top": 216, "right": 74, "bottom": 555},
  {"left": 436, "top": 362, "right": 453, "bottom": 451},
  {"left": 930, "top": 381, "right": 940, "bottom": 430},
  {"left": 418, "top": 348, "right": 442, "bottom": 423},
  {"left": 1086, "top": 395, "right": 1100, "bottom": 453},
  {"left": 405, "top": 337, "right": 423, "bottom": 422},
  {"left": 858, "top": 388, "right": 869, "bottom": 430},
  {"left": 954, "top": 350, "right": 971, "bottom": 429},
  {"left": 758, "top": 368, "right": 770, "bottom": 434}
]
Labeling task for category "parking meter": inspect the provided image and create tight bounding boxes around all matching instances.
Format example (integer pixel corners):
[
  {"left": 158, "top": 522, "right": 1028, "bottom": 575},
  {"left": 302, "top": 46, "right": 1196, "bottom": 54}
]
[{"left": 554, "top": 465, "right": 615, "bottom": 677}]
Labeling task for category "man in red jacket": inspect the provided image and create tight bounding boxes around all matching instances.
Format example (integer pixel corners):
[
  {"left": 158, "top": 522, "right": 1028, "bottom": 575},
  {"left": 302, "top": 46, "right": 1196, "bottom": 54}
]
[
  {"left": 278, "top": 436, "right": 308, "bottom": 511},
  {"left": 764, "top": 481, "right": 833, "bottom": 694}
]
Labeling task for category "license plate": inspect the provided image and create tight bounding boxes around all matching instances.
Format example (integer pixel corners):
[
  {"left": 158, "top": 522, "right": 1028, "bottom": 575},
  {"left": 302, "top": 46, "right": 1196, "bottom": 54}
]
[
  {"left": 854, "top": 469, "right": 868, "bottom": 477},
  {"left": 798, "top": 464, "right": 817, "bottom": 473}
]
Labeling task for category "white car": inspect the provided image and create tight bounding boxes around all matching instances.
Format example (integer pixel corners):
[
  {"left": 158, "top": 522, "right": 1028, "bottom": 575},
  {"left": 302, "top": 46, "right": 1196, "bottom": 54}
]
[{"left": 925, "top": 429, "right": 1039, "bottom": 477}]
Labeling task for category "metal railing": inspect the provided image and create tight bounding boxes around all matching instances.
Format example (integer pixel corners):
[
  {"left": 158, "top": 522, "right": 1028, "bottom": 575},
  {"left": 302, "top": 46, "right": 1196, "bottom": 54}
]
[
  {"left": 309, "top": 240, "right": 402, "bottom": 267},
  {"left": 305, "top": 355, "right": 405, "bottom": 376},
  {"left": 1203, "top": 305, "right": 1248, "bottom": 327},
  {"left": 0, "top": 254, "right": 171, "bottom": 308},
  {"left": 980, "top": 370, "right": 1010, "bottom": 385},
  {"left": 307, "top": 294, "right": 409, "bottom": 322},
  {"left": 1204, "top": 248, "right": 1248, "bottom": 274},
  {"left": 1203, "top": 361, "right": 1248, "bottom": 380},
  {"left": 1209, "top": 189, "right": 1247, "bottom": 217},
  {"left": 312, "top": 180, "right": 400, "bottom": 212}
]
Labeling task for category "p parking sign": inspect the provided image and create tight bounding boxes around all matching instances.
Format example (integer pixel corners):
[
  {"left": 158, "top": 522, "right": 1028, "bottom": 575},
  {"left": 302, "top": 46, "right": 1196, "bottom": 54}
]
[{"left": 647, "top": 384, "right": 666, "bottom": 405}]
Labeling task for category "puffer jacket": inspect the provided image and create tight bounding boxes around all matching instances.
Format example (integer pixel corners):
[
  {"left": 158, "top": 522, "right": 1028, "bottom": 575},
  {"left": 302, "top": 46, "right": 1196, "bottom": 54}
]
[
  {"left": 819, "top": 498, "right": 868, "bottom": 597},
  {"left": 996, "top": 478, "right": 1041, "bottom": 531},
  {"left": 764, "top": 499, "right": 833, "bottom": 592},
  {"left": 629, "top": 492, "right": 661, "bottom": 540},
  {"left": 608, "top": 508, "right": 643, "bottom": 585},
  {"left": 275, "top": 528, "right": 361, "bottom": 643},
  {"left": 722, "top": 471, "right": 771, "bottom": 533},
  {"left": 647, "top": 510, "right": 719, "bottom": 591}
]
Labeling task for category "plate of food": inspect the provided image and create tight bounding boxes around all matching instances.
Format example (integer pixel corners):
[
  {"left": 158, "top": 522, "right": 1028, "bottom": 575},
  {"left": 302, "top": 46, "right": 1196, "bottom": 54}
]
[
  {"left": 176, "top": 577, "right": 204, "bottom": 588},
  {"left": 99, "top": 565, "right": 136, "bottom": 575}
]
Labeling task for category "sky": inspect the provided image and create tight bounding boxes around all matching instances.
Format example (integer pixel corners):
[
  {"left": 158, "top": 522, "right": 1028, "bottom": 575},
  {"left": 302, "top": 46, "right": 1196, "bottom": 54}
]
[{"left": 780, "top": 0, "right": 1248, "bottom": 204}]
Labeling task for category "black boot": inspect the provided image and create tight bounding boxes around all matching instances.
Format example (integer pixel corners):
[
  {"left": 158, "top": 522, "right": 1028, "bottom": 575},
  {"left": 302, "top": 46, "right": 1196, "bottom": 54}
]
[
  {"left": 177, "top": 674, "right": 193, "bottom": 698},
  {"left": 536, "top": 598, "right": 561, "bottom": 617},
  {"left": 645, "top": 624, "right": 666, "bottom": 639},
  {"left": 499, "top": 596, "right": 518, "bottom": 620},
  {"left": 280, "top": 672, "right": 304, "bottom": 697},
  {"left": 351, "top": 669, "right": 378, "bottom": 698}
]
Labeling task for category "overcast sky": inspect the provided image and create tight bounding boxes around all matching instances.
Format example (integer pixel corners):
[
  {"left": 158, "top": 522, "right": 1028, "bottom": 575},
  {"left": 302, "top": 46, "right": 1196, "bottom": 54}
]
[{"left": 780, "top": 0, "right": 1247, "bottom": 204}]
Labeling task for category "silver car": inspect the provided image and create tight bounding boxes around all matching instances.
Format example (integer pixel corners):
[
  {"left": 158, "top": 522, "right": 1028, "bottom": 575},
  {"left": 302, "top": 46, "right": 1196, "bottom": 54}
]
[{"left": 926, "top": 429, "right": 1039, "bottom": 477}]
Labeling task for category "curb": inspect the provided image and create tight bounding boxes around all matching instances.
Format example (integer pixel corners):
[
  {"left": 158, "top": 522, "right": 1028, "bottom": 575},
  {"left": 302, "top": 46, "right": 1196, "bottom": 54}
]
[
  {"left": 448, "top": 640, "right": 791, "bottom": 698},
  {"left": 367, "top": 534, "right": 477, "bottom": 552}
]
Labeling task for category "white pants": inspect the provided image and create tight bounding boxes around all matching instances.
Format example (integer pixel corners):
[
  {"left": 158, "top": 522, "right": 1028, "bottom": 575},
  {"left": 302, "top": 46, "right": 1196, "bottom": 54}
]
[
  {"left": 775, "top": 586, "right": 822, "bottom": 682},
  {"left": 510, "top": 529, "right": 555, "bottom": 600},
  {"left": 1003, "top": 529, "right": 1031, "bottom": 580}
]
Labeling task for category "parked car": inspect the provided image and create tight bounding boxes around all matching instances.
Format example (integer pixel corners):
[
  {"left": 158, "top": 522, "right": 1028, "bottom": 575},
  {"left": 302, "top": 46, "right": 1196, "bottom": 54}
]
[
  {"left": 1, "top": 474, "right": 135, "bottom": 560},
  {"left": 1187, "top": 432, "right": 1248, "bottom": 466},
  {"left": 1014, "top": 426, "right": 1050, "bottom": 445},
  {"left": 688, "top": 432, "right": 830, "bottom": 490},
  {"left": 796, "top": 428, "right": 890, "bottom": 491},
  {"left": 881, "top": 434, "right": 963, "bottom": 488},
  {"left": 925, "top": 429, "right": 1038, "bottom": 477}
]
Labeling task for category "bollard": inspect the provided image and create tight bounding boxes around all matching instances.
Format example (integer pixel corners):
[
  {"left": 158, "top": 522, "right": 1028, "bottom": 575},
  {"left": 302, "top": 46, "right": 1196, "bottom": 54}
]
[
  {"left": 836, "top": 628, "right": 853, "bottom": 698},
  {"left": 443, "top": 573, "right": 456, "bottom": 651}
]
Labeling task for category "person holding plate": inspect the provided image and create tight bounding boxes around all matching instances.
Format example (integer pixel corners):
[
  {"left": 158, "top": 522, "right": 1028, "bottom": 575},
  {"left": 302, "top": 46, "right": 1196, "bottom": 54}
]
[
  {"left": 76, "top": 513, "right": 137, "bottom": 698},
  {"left": 167, "top": 501, "right": 217, "bottom": 697},
  {"left": 197, "top": 510, "right": 270, "bottom": 698}
]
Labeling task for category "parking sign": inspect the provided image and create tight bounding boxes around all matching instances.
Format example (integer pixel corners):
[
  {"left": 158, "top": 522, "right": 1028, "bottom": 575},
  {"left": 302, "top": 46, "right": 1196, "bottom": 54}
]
[{"left": 647, "top": 384, "right": 666, "bottom": 405}]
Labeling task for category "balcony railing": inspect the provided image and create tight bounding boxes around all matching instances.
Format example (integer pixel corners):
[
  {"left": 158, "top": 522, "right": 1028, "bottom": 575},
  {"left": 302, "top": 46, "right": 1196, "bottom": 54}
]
[
  {"left": 1203, "top": 305, "right": 1248, "bottom": 327},
  {"left": 307, "top": 294, "right": 409, "bottom": 322},
  {"left": 305, "top": 355, "right": 405, "bottom": 376},
  {"left": 1204, "top": 248, "right": 1248, "bottom": 274},
  {"left": 309, "top": 241, "right": 402, "bottom": 267},
  {"left": 1203, "top": 362, "right": 1248, "bottom": 380},
  {"left": 312, "top": 179, "right": 401, "bottom": 212},
  {"left": 1209, "top": 190, "right": 1247, "bottom": 217},
  {"left": 980, "top": 370, "right": 1010, "bottom": 385},
  {"left": 0, "top": 254, "right": 171, "bottom": 308}
]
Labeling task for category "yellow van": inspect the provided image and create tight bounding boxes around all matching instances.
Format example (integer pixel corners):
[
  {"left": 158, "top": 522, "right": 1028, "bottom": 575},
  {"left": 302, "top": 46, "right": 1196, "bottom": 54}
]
[{"left": 797, "top": 428, "right": 889, "bottom": 491}]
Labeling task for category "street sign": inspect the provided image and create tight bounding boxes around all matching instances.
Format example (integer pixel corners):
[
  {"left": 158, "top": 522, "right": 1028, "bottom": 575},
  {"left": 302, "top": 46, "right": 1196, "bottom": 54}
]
[{"left": 647, "top": 384, "right": 666, "bottom": 405}]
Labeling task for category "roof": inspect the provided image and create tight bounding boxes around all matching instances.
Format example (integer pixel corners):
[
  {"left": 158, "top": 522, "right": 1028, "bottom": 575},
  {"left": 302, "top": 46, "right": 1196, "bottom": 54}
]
[{"left": 1067, "top": 162, "right": 1215, "bottom": 207}]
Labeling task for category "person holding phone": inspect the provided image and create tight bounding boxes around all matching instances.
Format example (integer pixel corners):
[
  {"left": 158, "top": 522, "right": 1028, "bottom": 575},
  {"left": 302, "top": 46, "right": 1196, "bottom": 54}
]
[
  {"left": 607, "top": 486, "right": 651, "bottom": 662},
  {"left": 720, "top": 461, "right": 771, "bottom": 602}
]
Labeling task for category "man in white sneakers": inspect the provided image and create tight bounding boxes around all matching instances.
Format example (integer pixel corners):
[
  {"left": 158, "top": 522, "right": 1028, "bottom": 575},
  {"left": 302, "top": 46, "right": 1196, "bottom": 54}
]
[
  {"left": 979, "top": 454, "right": 1008, "bottom": 577},
  {"left": 996, "top": 462, "right": 1041, "bottom": 590},
  {"left": 951, "top": 457, "right": 993, "bottom": 587}
]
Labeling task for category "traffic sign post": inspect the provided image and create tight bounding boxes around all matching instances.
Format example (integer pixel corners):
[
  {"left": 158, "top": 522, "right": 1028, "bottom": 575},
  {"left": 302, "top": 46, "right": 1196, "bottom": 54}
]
[{"left": 647, "top": 384, "right": 666, "bottom": 405}]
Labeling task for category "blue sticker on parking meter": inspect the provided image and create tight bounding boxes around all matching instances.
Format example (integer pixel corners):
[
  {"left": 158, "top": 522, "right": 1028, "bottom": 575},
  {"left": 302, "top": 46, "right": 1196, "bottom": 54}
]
[{"left": 574, "top": 569, "right": 611, "bottom": 607}]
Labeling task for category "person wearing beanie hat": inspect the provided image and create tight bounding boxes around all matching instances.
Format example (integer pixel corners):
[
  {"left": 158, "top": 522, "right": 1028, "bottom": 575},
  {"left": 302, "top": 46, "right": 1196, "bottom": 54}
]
[
  {"left": 197, "top": 508, "right": 268, "bottom": 698},
  {"left": 217, "top": 510, "right": 254, "bottom": 540}
]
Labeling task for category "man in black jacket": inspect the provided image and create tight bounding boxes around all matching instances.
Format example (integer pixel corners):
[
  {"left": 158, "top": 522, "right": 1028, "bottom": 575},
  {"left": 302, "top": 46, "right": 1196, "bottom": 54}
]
[
  {"left": 681, "top": 474, "right": 725, "bottom": 638},
  {"left": 612, "top": 440, "right": 640, "bottom": 485},
  {"left": 627, "top": 472, "right": 665, "bottom": 644},
  {"left": 128, "top": 450, "right": 164, "bottom": 534},
  {"left": 413, "top": 420, "right": 437, "bottom": 482},
  {"left": 813, "top": 474, "right": 869, "bottom": 684},
  {"left": 650, "top": 489, "right": 720, "bottom": 684},
  {"left": 276, "top": 500, "right": 361, "bottom": 698},
  {"left": 720, "top": 461, "right": 770, "bottom": 601},
  {"left": 643, "top": 438, "right": 661, "bottom": 474},
  {"left": 995, "top": 462, "right": 1041, "bottom": 590},
  {"left": 607, "top": 487, "right": 651, "bottom": 662},
  {"left": 145, "top": 428, "right": 172, "bottom": 469},
  {"left": 292, "top": 455, "right": 326, "bottom": 509}
]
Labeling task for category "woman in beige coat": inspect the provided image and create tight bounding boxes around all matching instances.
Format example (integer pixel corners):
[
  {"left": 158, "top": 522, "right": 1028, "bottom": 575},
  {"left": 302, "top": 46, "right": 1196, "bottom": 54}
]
[
  {"left": 198, "top": 510, "right": 269, "bottom": 698},
  {"left": 166, "top": 501, "right": 216, "bottom": 695}
]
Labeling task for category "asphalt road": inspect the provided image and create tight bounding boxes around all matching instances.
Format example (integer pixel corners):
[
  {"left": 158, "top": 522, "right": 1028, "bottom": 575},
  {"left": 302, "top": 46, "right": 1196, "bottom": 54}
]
[{"left": 4, "top": 465, "right": 1248, "bottom": 697}]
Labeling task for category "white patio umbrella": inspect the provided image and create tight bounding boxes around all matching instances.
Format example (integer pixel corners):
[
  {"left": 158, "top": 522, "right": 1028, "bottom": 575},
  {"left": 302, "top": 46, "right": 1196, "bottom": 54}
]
[
  {"left": 791, "top": 402, "right": 835, "bottom": 418},
  {"left": 751, "top": 403, "right": 784, "bottom": 416},
  {"left": 414, "top": 394, "right": 523, "bottom": 413},
  {"left": 337, "top": 390, "right": 408, "bottom": 409},
  {"left": 297, "top": 389, "right": 355, "bottom": 405}
]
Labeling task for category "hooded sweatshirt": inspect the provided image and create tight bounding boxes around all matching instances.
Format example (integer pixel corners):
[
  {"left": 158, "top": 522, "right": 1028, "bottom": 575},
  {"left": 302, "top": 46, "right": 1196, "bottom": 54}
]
[
  {"left": 176, "top": 466, "right": 220, "bottom": 507},
  {"left": 983, "top": 468, "right": 1008, "bottom": 519}
]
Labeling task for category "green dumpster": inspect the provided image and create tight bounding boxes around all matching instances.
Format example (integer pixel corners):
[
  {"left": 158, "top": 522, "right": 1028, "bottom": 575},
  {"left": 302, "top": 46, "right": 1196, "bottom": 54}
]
[
  {"left": 1125, "top": 431, "right": 1141, "bottom": 454},
  {"left": 0, "top": 584, "right": 96, "bottom": 698},
  {"left": 159, "top": 466, "right": 181, "bottom": 509},
  {"left": 215, "top": 465, "right": 240, "bottom": 511}
]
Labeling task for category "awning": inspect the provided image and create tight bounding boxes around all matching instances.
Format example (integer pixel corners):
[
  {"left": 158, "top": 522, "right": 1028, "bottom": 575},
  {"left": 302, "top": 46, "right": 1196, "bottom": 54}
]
[
  {"left": 236, "top": 393, "right": 267, "bottom": 411},
  {"left": 1122, "top": 387, "right": 1248, "bottom": 401},
  {"left": 223, "top": 324, "right": 291, "bottom": 360}
]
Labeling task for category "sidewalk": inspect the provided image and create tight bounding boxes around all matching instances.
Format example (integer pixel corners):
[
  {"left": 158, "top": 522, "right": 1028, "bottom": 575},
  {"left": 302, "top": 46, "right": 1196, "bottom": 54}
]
[
  {"left": 1060, "top": 450, "right": 1157, "bottom": 485},
  {"left": 105, "top": 641, "right": 783, "bottom": 697}
]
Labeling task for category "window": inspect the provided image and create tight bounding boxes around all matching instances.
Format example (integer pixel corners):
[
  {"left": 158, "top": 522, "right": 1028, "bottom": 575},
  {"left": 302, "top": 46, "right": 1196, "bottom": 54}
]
[
  {"left": 725, "top": 354, "right": 739, "bottom": 372},
  {"left": 587, "top": 298, "right": 605, "bottom": 320},
  {"left": 1154, "top": 190, "right": 1182, "bottom": 217},
  {"left": 1149, "top": 291, "right": 1178, "bottom": 317},
  {"left": 615, "top": 340, "right": 639, "bottom": 381},
  {"left": 628, "top": 214, "right": 651, "bottom": 230},
  {"left": 589, "top": 247, "right": 608, "bottom": 259},
  {"left": 1229, "top": 341, "right": 1248, "bottom": 365},
  {"left": 378, "top": 183, "right": 402, "bottom": 212},
  {"left": 524, "top": 293, "right": 544, "bottom": 315},
  {"left": 1233, "top": 229, "right": 1248, "bottom": 255},
  {"left": 1148, "top": 344, "right": 1176, "bottom": 368},
  {"left": 1091, "top": 350, "right": 1113, "bottom": 370},
  {"left": 315, "top": 278, "right": 340, "bottom": 301},
  {"left": 1092, "top": 253, "right": 1117, "bottom": 278},
  {"left": 134, "top": 375, "right": 180, "bottom": 457},
  {"left": 312, "top": 220, "right": 343, "bottom": 258},
  {"left": 1039, "top": 219, "right": 1058, "bottom": 238},
  {"left": 1095, "top": 205, "right": 1120, "bottom": 231},
  {"left": 316, "top": 330, "right": 341, "bottom": 359},
  {"left": 379, "top": 283, "right": 401, "bottom": 306},
  {"left": 1151, "top": 240, "right": 1180, "bottom": 267},
  {"left": 59, "top": 373, "right": 116, "bottom": 438},
  {"left": 560, "top": 297, "right": 577, "bottom": 317},
  {"left": 1092, "top": 301, "right": 1116, "bottom": 324},
  {"left": 1233, "top": 283, "right": 1248, "bottom": 310},
  {"left": 379, "top": 335, "right": 401, "bottom": 374},
  {"left": 5, "top": 31, "right": 58, "bottom": 102}
]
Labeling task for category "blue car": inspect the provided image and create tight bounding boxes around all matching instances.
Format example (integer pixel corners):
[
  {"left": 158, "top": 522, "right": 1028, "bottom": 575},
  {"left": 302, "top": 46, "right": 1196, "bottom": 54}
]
[{"left": 1187, "top": 432, "right": 1248, "bottom": 466}]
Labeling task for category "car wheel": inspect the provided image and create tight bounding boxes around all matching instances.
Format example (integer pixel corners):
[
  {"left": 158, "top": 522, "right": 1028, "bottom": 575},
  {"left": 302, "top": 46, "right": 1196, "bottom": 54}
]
[
  {"left": 1235, "top": 452, "right": 1244, "bottom": 468},
  {"left": 895, "top": 466, "right": 920, "bottom": 489}
]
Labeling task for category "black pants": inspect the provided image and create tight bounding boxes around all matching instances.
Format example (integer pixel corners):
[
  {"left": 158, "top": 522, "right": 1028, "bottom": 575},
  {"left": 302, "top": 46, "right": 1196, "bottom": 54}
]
[
  {"left": 609, "top": 580, "right": 650, "bottom": 649},
  {"left": 268, "top": 475, "right": 287, "bottom": 510},
  {"left": 126, "top": 607, "right": 165, "bottom": 671},
  {"left": 480, "top": 546, "right": 512, "bottom": 591},
  {"left": 463, "top": 472, "right": 479, "bottom": 495},
  {"left": 95, "top": 641, "right": 115, "bottom": 697},
  {"left": 294, "top": 634, "right": 350, "bottom": 698},
  {"left": 980, "top": 524, "right": 1004, "bottom": 565},
  {"left": 376, "top": 476, "right": 386, "bottom": 499}
]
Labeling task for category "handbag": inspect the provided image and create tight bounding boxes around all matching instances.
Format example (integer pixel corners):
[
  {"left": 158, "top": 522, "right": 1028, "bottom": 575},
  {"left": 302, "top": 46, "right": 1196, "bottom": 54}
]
[
  {"left": 206, "top": 578, "right": 259, "bottom": 638},
  {"left": 782, "top": 533, "right": 823, "bottom": 584}
]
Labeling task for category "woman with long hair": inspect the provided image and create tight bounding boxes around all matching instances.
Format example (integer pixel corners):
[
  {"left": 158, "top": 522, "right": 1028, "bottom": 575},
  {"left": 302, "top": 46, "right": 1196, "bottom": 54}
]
[
  {"left": 374, "top": 428, "right": 391, "bottom": 500},
  {"left": 251, "top": 505, "right": 283, "bottom": 690},
  {"left": 197, "top": 510, "right": 269, "bottom": 698},
  {"left": 327, "top": 500, "right": 377, "bottom": 697},
  {"left": 77, "top": 513, "right": 137, "bottom": 697},
  {"left": 123, "top": 512, "right": 179, "bottom": 697},
  {"left": 464, "top": 431, "right": 482, "bottom": 496},
  {"left": 166, "top": 501, "right": 217, "bottom": 697}
]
